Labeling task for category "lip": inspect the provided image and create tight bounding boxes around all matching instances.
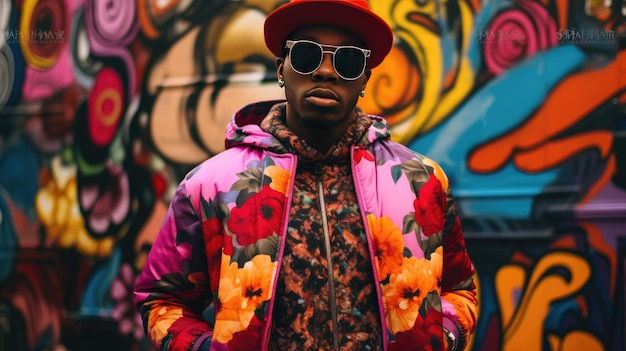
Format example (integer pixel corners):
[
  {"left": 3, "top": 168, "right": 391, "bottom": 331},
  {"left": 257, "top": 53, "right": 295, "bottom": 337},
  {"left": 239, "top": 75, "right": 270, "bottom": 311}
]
[
  {"left": 307, "top": 87, "right": 339, "bottom": 100},
  {"left": 305, "top": 88, "right": 340, "bottom": 107}
]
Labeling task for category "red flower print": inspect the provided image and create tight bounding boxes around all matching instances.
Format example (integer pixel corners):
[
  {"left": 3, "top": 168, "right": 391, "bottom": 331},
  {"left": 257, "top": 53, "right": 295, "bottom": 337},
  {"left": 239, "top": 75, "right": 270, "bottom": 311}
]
[
  {"left": 390, "top": 308, "right": 444, "bottom": 351},
  {"left": 441, "top": 216, "right": 474, "bottom": 289},
  {"left": 227, "top": 185, "right": 284, "bottom": 245},
  {"left": 204, "top": 218, "right": 226, "bottom": 289},
  {"left": 413, "top": 174, "right": 447, "bottom": 236},
  {"left": 167, "top": 311, "right": 211, "bottom": 351},
  {"left": 354, "top": 147, "right": 375, "bottom": 164},
  {"left": 228, "top": 314, "right": 265, "bottom": 350}
]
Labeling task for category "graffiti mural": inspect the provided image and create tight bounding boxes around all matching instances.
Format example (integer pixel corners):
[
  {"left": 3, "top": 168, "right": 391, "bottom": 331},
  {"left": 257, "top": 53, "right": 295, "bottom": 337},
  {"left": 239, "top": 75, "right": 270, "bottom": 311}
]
[{"left": 0, "top": 0, "right": 624, "bottom": 350}]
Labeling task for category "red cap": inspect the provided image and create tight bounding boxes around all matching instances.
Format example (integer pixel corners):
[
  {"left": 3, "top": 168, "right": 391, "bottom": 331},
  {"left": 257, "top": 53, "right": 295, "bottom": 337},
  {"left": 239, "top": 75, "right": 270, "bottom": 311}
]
[{"left": 264, "top": 0, "right": 393, "bottom": 69}]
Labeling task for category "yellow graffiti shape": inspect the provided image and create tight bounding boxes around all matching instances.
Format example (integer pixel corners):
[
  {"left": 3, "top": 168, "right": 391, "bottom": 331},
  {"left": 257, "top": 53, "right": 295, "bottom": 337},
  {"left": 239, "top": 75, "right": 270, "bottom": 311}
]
[
  {"left": 358, "top": 45, "right": 420, "bottom": 120},
  {"left": 369, "top": 0, "right": 477, "bottom": 144},
  {"left": 35, "top": 156, "right": 114, "bottom": 257},
  {"left": 212, "top": 7, "right": 274, "bottom": 64},
  {"left": 548, "top": 330, "right": 604, "bottom": 351},
  {"left": 495, "top": 251, "right": 592, "bottom": 351},
  {"left": 19, "top": 0, "right": 62, "bottom": 69}
]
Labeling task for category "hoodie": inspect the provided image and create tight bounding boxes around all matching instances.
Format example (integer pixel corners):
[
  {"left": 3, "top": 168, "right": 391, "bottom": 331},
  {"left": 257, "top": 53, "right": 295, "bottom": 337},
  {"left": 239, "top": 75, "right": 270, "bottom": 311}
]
[{"left": 134, "top": 100, "right": 478, "bottom": 351}]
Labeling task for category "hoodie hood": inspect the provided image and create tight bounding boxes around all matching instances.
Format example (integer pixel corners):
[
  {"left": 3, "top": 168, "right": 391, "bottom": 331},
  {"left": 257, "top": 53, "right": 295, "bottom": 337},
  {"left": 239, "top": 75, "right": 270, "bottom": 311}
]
[{"left": 224, "top": 100, "right": 392, "bottom": 154}]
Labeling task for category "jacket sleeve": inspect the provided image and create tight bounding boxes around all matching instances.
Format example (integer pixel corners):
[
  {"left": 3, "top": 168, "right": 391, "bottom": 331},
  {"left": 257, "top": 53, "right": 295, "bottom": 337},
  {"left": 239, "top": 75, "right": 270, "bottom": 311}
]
[
  {"left": 134, "top": 181, "right": 213, "bottom": 351},
  {"left": 440, "top": 186, "right": 478, "bottom": 351}
]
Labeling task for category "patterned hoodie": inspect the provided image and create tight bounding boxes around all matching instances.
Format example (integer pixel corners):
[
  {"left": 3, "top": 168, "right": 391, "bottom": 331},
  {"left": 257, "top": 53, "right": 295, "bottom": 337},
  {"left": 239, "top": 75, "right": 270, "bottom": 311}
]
[{"left": 134, "top": 100, "right": 478, "bottom": 351}]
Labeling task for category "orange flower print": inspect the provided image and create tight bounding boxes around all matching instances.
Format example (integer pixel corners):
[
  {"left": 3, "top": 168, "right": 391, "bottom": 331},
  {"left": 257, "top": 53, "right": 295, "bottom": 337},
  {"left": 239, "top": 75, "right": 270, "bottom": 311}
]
[
  {"left": 422, "top": 157, "right": 449, "bottom": 191},
  {"left": 366, "top": 214, "right": 404, "bottom": 279},
  {"left": 428, "top": 247, "right": 443, "bottom": 288},
  {"left": 215, "top": 255, "right": 277, "bottom": 343},
  {"left": 383, "top": 256, "right": 440, "bottom": 335},
  {"left": 145, "top": 300, "right": 183, "bottom": 344},
  {"left": 264, "top": 165, "right": 290, "bottom": 194},
  {"left": 238, "top": 255, "right": 276, "bottom": 311},
  {"left": 215, "top": 255, "right": 246, "bottom": 343}
]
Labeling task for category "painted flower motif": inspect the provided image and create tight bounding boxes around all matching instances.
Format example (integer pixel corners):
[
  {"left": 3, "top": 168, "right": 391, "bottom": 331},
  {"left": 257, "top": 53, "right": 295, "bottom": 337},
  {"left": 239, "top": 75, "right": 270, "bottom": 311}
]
[
  {"left": 36, "top": 156, "right": 114, "bottom": 256},
  {"left": 383, "top": 256, "right": 440, "bottom": 334},
  {"left": 79, "top": 160, "right": 130, "bottom": 236},
  {"left": 227, "top": 185, "right": 284, "bottom": 245},
  {"left": 215, "top": 254, "right": 276, "bottom": 343},
  {"left": 413, "top": 174, "right": 446, "bottom": 236},
  {"left": 367, "top": 213, "right": 405, "bottom": 279},
  {"left": 111, "top": 263, "right": 144, "bottom": 341},
  {"left": 264, "top": 165, "right": 290, "bottom": 194}
]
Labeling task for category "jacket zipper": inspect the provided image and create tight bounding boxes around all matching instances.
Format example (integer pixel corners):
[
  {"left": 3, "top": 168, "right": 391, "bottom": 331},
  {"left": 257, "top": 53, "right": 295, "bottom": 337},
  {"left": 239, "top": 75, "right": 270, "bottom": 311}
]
[{"left": 315, "top": 161, "right": 340, "bottom": 351}]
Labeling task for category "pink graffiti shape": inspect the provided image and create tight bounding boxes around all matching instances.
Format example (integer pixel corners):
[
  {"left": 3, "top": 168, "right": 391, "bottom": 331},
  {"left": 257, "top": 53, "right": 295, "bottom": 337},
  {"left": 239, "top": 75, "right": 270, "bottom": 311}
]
[{"left": 21, "top": 0, "right": 84, "bottom": 101}]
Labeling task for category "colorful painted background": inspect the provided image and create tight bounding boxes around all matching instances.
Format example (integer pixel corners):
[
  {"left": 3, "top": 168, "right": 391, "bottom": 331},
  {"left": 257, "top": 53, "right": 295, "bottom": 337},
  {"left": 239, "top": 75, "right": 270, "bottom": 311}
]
[{"left": 0, "top": 0, "right": 625, "bottom": 350}]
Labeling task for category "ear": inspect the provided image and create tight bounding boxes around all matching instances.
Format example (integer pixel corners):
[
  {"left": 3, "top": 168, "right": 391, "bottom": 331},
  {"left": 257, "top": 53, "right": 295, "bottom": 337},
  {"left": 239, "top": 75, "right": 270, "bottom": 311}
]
[
  {"left": 362, "top": 69, "right": 372, "bottom": 91},
  {"left": 275, "top": 57, "right": 284, "bottom": 80}
]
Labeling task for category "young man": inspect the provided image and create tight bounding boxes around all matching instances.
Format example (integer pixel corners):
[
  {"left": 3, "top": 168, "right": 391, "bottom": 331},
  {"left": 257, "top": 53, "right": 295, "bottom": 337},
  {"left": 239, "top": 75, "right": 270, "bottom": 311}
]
[{"left": 134, "top": 1, "right": 478, "bottom": 350}]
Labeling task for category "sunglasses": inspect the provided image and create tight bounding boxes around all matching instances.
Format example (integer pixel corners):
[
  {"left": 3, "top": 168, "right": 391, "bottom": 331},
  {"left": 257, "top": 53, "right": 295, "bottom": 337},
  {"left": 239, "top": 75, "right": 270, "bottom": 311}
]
[{"left": 285, "top": 40, "right": 371, "bottom": 80}]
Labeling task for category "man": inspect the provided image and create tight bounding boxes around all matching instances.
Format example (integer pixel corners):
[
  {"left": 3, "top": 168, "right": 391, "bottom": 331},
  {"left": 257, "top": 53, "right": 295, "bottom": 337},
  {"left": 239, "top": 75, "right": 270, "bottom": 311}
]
[{"left": 134, "top": 1, "right": 478, "bottom": 350}]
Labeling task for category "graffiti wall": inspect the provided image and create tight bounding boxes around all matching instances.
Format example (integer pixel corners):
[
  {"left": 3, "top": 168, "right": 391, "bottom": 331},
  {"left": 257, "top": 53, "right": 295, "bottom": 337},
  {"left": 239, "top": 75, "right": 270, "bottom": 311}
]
[{"left": 0, "top": 0, "right": 624, "bottom": 350}]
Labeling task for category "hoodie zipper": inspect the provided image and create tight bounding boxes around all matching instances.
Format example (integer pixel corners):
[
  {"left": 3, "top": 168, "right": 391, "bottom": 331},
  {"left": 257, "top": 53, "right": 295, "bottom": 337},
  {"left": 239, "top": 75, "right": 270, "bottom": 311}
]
[{"left": 315, "top": 161, "right": 340, "bottom": 351}]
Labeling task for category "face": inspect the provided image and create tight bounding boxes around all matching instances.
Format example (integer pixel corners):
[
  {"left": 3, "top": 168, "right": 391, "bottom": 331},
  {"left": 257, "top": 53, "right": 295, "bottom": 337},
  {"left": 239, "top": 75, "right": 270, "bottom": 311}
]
[{"left": 276, "top": 26, "right": 371, "bottom": 139}]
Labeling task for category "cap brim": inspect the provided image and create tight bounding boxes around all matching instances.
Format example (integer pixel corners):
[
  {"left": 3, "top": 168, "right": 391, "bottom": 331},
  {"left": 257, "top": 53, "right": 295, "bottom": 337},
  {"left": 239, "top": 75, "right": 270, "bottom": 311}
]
[{"left": 264, "top": 2, "right": 392, "bottom": 69}]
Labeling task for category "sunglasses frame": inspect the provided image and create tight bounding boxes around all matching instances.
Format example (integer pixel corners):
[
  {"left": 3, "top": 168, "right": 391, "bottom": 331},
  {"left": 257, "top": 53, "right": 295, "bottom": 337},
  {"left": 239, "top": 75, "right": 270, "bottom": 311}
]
[{"left": 285, "top": 40, "right": 371, "bottom": 81}]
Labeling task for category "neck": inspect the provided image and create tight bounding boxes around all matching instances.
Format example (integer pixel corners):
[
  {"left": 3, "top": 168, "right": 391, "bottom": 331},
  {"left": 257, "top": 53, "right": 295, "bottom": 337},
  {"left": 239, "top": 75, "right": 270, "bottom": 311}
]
[
  {"left": 301, "top": 128, "right": 340, "bottom": 154},
  {"left": 285, "top": 112, "right": 356, "bottom": 154}
]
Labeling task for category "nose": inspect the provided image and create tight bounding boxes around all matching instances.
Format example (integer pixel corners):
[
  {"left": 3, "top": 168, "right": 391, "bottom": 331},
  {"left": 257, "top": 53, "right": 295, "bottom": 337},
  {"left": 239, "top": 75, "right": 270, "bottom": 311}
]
[{"left": 312, "top": 52, "right": 338, "bottom": 81}]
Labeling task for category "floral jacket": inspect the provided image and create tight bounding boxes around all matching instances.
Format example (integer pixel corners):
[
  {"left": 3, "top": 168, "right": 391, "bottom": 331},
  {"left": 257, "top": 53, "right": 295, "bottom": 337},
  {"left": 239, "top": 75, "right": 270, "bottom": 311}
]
[{"left": 134, "top": 100, "right": 477, "bottom": 351}]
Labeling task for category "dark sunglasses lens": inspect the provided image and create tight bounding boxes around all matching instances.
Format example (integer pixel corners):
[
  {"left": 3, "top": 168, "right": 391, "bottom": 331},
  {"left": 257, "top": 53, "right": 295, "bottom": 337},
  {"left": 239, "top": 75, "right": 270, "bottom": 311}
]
[
  {"left": 335, "top": 48, "right": 365, "bottom": 79},
  {"left": 291, "top": 42, "right": 322, "bottom": 74}
]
